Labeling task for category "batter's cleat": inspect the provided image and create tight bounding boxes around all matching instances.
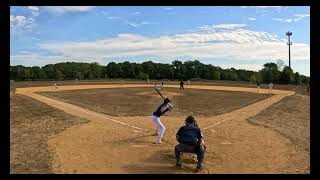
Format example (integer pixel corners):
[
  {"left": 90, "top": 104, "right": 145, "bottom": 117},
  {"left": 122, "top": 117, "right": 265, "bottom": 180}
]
[{"left": 152, "top": 132, "right": 159, "bottom": 136}]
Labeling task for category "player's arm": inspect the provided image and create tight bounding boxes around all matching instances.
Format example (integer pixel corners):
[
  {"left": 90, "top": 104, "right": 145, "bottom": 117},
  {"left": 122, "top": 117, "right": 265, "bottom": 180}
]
[
  {"left": 176, "top": 128, "right": 182, "bottom": 143},
  {"left": 198, "top": 130, "right": 205, "bottom": 145},
  {"left": 161, "top": 103, "right": 172, "bottom": 113}
]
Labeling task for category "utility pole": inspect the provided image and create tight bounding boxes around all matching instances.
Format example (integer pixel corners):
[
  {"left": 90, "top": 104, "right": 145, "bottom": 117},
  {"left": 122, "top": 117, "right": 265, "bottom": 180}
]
[{"left": 286, "top": 31, "right": 292, "bottom": 69}]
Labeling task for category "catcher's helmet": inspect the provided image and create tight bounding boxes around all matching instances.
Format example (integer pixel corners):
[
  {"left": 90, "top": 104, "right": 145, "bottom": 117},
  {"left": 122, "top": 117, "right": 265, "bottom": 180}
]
[{"left": 185, "top": 116, "right": 197, "bottom": 126}]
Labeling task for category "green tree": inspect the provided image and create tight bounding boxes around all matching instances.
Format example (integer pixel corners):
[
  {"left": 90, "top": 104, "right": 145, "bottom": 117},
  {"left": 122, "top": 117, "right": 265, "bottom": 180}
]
[
  {"left": 55, "top": 69, "right": 65, "bottom": 80},
  {"left": 293, "top": 72, "right": 302, "bottom": 85},
  {"left": 301, "top": 75, "right": 310, "bottom": 85},
  {"left": 280, "top": 66, "right": 294, "bottom": 84},
  {"left": 211, "top": 70, "right": 221, "bottom": 80},
  {"left": 106, "top": 62, "right": 122, "bottom": 78},
  {"left": 136, "top": 72, "right": 149, "bottom": 80},
  {"left": 260, "top": 62, "right": 280, "bottom": 83},
  {"left": 250, "top": 72, "right": 263, "bottom": 83}
]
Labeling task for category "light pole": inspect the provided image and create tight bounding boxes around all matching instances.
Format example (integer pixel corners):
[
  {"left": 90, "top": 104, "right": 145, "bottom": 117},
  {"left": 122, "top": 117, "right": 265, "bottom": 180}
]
[{"left": 286, "top": 31, "right": 292, "bottom": 69}]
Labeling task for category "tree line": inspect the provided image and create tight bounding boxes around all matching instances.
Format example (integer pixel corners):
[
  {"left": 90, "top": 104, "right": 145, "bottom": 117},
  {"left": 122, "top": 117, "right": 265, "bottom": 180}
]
[{"left": 10, "top": 60, "right": 309, "bottom": 85}]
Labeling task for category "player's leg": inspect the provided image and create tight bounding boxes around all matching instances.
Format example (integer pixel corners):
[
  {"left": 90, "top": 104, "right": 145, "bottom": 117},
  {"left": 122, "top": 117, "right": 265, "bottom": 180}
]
[
  {"left": 196, "top": 145, "right": 206, "bottom": 170},
  {"left": 151, "top": 116, "right": 158, "bottom": 136},
  {"left": 151, "top": 116, "right": 165, "bottom": 143},
  {"left": 157, "top": 119, "right": 165, "bottom": 143},
  {"left": 175, "top": 144, "right": 183, "bottom": 167}
]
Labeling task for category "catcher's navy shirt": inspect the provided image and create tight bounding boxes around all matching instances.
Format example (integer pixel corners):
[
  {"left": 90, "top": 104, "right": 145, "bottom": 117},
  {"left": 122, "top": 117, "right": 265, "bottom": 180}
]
[
  {"left": 176, "top": 125, "right": 203, "bottom": 145},
  {"left": 153, "top": 103, "right": 169, "bottom": 117}
]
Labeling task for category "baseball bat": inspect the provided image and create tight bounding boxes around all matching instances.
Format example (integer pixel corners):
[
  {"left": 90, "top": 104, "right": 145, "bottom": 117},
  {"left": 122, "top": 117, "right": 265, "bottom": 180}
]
[{"left": 155, "top": 88, "right": 165, "bottom": 100}]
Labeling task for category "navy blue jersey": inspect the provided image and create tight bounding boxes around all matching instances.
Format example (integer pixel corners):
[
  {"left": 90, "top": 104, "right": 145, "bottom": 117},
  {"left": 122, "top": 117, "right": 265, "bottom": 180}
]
[
  {"left": 153, "top": 103, "right": 169, "bottom": 117},
  {"left": 176, "top": 125, "right": 203, "bottom": 145}
]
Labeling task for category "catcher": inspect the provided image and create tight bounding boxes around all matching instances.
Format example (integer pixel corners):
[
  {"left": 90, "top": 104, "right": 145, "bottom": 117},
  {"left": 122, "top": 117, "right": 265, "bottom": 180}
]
[
  {"left": 175, "top": 116, "right": 206, "bottom": 172},
  {"left": 151, "top": 97, "right": 173, "bottom": 144}
]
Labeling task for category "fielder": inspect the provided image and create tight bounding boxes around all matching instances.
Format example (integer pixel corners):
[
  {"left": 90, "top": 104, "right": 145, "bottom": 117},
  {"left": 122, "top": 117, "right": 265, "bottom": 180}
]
[
  {"left": 180, "top": 81, "right": 184, "bottom": 90},
  {"left": 155, "top": 81, "right": 164, "bottom": 91},
  {"left": 256, "top": 82, "right": 260, "bottom": 93},
  {"left": 268, "top": 82, "right": 273, "bottom": 94},
  {"left": 151, "top": 98, "right": 173, "bottom": 144},
  {"left": 53, "top": 82, "right": 58, "bottom": 90}
]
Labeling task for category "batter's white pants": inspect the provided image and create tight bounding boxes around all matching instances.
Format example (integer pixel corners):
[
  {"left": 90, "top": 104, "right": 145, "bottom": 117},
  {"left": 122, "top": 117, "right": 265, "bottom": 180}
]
[{"left": 151, "top": 115, "right": 165, "bottom": 143}]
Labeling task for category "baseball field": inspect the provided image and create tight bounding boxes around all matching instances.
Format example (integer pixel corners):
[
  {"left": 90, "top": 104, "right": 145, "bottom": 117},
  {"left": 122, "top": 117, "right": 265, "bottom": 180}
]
[{"left": 10, "top": 80, "right": 310, "bottom": 174}]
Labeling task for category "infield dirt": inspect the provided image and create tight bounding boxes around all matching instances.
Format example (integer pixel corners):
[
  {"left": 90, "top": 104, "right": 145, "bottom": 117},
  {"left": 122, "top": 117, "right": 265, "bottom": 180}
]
[{"left": 12, "top": 83, "right": 309, "bottom": 174}]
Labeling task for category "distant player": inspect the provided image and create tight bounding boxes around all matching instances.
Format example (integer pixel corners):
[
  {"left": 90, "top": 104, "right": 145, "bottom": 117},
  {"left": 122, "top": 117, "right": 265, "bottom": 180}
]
[
  {"left": 53, "top": 82, "right": 58, "bottom": 90},
  {"left": 180, "top": 81, "right": 184, "bottom": 90},
  {"left": 256, "top": 82, "right": 260, "bottom": 93},
  {"left": 307, "top": 83, "right": 310, "bottom": 95},
  {"left": 188, "top": 80, "right": 191, "bottom": 85},
  {"left": 151, "top": 98, "right": 173, "bottom": 144},
  {"left": 268, "top": 82, "right": 273, "bottom": 94},
  {"left": 155, "top": 81, "right": 164, "bottom": 91}
]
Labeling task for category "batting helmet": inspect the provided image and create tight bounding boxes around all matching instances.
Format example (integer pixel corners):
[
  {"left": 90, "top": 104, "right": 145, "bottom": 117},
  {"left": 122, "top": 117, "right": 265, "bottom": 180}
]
[{"left": 164, "top": 98, "right": 171, "bottom": 104}]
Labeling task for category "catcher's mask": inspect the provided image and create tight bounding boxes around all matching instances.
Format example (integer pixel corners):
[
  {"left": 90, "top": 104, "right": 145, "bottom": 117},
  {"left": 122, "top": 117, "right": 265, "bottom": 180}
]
[
  {"left": 185, "top": 116, "right": 197, "bottom": 126},
  {"left": 164, "top": 98, "right": 171, "bottom": 104}
]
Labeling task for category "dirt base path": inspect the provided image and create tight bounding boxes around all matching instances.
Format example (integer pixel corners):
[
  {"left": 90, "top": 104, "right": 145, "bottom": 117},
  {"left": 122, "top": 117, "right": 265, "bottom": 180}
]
[{"left": 16, "top": 84, "right": 305, "bottom": 174}]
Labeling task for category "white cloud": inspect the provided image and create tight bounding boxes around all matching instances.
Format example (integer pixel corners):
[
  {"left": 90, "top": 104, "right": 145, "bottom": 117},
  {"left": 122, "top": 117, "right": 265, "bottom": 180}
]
[
  {"left": 200, "top": 24, "right": 247, "bottom": 30},
  {"left": 294, "top": 14, "right": 310, "bottom": 18},
  {"left": 31, "top": 11, "right": 40, "bottom": 17},
  {"left": 10, "top": 51, "right": 66, "bottom": 67},
  {"left": 164, "top": 8, "right": 173, "bottom": 10},
  {"left": 27, "top": 6, "right": 39, "bottom": 11},
  {"left": 10, "top": 15, "right": 35, "bottom": 32},
  {"left": 141, "top": 21, "right": 160, "bottom": 25},
  {"left": 108, "top": 16, "right": 121, "bottom": 20},
  {"left": 36, "top": 23, "right": 309, "bottom": 64},
  {"left": 130, "top": 12, "right": 141, "bottom": 15},
  {"left": 43, "top": 6, "right": 96, "bottom": 14},
  {"left": 107, "top": 16, "right": 159, "bottom": 27},
  {"left": 248, "top": 18, "right": 256, "bottom": 21},
  {"left": 272, "top": 14, "right": 309, "bottom": 23},
  {"left": 241, "top": 6, "right": 282, "bottom": 9},
  {"left": 124, "top": 21, "right": 138, "bottom": 27},
  {"left": 272, "top": 18, "right": 292, "bottom": 23},
  {"left": 101, "top": 10, "right": 111, "bottom": 15}
]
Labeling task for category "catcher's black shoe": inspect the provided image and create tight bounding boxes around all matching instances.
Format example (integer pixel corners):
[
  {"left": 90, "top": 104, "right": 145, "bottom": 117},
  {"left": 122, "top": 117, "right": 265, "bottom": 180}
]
[
  {"left": 176, "top": 163, "right": 182, "bottom": 169},
  {"left": 195, "top": 165, "right": 204, "bottom": 172}
]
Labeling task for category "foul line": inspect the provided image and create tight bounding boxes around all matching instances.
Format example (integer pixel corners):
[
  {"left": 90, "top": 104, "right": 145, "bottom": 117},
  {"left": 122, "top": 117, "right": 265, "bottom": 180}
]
[
  {"left": 31, "top": 93, "right": 148, "bottom": 132},
  {"left": 202, "top": 117, "right": 232, "bottom": 130}
]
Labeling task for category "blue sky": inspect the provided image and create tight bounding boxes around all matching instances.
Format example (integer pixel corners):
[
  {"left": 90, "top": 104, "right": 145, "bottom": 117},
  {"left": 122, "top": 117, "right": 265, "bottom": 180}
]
[{"left": 10, "top": 6, "right": 310, "bottom": 76}]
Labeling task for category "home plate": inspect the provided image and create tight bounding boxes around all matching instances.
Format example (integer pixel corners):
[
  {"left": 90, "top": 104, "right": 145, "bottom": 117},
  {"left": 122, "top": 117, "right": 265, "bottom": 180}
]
[
  {"left": 221, "top": 141, "right": 232, "bottom": 145},
  {"left": 210, "top": 129, "right": 216, "bottom": 133},
  {"left": 133, "top": 130, "right": 142, "bottom": 133}
]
